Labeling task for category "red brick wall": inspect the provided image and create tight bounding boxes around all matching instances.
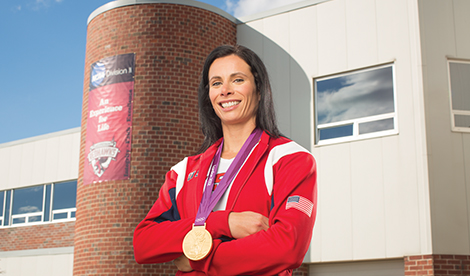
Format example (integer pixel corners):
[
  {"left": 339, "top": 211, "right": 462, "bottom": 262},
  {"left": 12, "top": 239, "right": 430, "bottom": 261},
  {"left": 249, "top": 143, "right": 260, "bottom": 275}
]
[
  {"left": 405, "top": 254, "right": 470, "bottom": 276},
  {"left": 434, "top": 255, "right": 470, "bottom": 276},
  {"left": 405, "top": 255, "right": 434, "bottom": 275},
  {"left": 0, "top": 221, "right": 74, "bottom": 251},
  {"left": 75, "top": 3, "right": 236, "bottom": 275}
]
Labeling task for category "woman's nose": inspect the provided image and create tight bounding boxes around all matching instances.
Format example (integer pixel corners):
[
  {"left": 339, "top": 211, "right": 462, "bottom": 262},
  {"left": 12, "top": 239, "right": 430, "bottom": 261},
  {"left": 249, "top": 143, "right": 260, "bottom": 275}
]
[{"left": 221, "top": 82, "right": 233, "bottom": 96}]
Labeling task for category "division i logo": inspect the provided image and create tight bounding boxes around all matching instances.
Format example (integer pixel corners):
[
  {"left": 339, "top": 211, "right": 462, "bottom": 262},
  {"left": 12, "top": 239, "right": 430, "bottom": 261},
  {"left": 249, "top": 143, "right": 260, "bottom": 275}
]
[{"left": 91, "top": 62, "right": 106, "bottom": 87}]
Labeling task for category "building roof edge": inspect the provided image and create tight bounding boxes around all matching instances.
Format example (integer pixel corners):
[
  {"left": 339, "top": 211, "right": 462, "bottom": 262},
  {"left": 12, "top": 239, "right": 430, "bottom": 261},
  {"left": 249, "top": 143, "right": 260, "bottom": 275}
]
[
  {"left": 0, "top": 127, "right": 81, "bottom": 149},
  {"left": 237, "top": 0, "right": 331, "bottom": 23},
  {"left": 87, "top": 0, "right": 240, "bottom": 25}
]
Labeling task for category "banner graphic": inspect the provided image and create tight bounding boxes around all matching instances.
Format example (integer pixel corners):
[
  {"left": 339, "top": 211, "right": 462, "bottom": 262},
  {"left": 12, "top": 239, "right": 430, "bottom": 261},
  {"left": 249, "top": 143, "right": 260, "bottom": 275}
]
[{"left": 84, "top": 53, "right": 135, "bottom": 185}]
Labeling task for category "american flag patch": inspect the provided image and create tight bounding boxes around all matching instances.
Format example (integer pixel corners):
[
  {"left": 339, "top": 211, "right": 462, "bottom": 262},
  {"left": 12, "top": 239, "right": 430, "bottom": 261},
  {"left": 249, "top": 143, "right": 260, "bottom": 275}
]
[{"left": 286, "top": 196, "right": 313, "bottom": 217}]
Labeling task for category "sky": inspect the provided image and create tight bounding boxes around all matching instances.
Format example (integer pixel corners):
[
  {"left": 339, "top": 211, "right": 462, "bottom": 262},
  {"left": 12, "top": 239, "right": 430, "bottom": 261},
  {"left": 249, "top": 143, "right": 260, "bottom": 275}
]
[{"left": 0, "top": 0, "right": 303, "bottom": 144}]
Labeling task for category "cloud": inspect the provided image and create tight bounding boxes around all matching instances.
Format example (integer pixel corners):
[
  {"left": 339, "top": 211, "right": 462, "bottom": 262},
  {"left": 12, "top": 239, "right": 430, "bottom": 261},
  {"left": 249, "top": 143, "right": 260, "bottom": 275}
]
[
  {"left": 18, "top": 205, "right": 41, "bottom": 214},
  {"left": 317, "top": 67, "right": 394, "bottom": 124},
  {"left": 225, "top": 0, "right": 304, "bottom": 18},
  {"left": 17, "top": 0, "right": 63, "bottom": 11},
  {"left": 35, "top": 0, "right": 47, "bottom": 8}
]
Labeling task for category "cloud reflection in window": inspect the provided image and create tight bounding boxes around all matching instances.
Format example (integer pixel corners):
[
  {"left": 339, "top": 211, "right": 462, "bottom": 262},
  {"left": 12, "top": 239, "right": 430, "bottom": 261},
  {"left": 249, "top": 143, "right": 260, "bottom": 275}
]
[
  {"left": 12, "top": 186, "right": 44, "bottom": 215},
  {"left": 317, "top": 66, "right": 394, "bottom": 125}
]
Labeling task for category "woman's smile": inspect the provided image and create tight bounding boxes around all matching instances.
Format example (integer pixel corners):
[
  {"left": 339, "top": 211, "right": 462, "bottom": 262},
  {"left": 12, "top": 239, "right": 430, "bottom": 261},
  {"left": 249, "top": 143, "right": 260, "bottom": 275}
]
[{"left": 220, "top": 100, "right": 241, "bottom": 109}]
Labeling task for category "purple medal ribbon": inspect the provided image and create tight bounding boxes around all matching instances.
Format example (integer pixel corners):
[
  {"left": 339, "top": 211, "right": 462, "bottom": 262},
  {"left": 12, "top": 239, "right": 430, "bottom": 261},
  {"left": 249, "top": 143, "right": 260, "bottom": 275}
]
[{"left": 194, "top": 128, "right": 263, "bottom": 226}]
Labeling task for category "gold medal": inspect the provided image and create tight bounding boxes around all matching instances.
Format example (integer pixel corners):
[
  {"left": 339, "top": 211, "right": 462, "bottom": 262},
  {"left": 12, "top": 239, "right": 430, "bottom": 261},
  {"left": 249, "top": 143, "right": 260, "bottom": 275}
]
[{"left": 182, "top": 224, "right": 213, "bottom": 261}]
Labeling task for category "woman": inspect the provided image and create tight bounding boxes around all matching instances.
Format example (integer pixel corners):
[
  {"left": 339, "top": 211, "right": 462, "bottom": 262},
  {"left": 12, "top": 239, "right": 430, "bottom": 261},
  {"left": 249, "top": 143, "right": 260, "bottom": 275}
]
[{"left": 133, "top": 45, "right": 317, "bottom": 275}]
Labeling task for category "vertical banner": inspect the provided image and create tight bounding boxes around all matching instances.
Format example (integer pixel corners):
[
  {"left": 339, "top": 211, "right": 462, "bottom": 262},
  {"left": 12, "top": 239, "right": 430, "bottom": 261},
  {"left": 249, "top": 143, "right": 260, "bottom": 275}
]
[{"left": 84, "top": 53, "right": 135, "bottom": 185}]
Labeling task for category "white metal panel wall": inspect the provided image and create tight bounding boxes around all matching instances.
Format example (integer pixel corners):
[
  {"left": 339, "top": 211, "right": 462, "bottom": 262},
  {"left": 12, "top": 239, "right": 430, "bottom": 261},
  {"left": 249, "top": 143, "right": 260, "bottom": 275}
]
[
  {"left": 345, "top": 0, "right": 378, "bottom": 69},
  {"left": 262, "top": 13, "right": 293, "bottom": 140},
  {"left": 0, "top": 253, "right": 73, "bottom": 276},
  {"left": 237, "top": 11, "right": 315, "bottom": 149},
  {"left": 308, "top": 259, "right": 404, "bottom": 276},
  {"left": 0, "top": 128, "right": 80, "bottom": 190},
  {"left": 316, "top": 0, "right": 347, "bottom": 76},
  {"left": 288, "top": 7, "right": 317, "bottom": 150},
  {"left": 312, "top": 143, "right": 353, "bottom": 261},
  {"left": 419, "top": 0, "right": 470, "bottom": 254},
  {"left": 237, "top": 0, "right": 431, "bottom": 263}
]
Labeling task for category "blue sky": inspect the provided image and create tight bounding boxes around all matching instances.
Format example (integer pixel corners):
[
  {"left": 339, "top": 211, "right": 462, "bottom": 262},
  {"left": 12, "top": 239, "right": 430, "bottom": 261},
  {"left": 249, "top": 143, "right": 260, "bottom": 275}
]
[{"left": 1, "top": 0, "right": 300, "bottom": 144}]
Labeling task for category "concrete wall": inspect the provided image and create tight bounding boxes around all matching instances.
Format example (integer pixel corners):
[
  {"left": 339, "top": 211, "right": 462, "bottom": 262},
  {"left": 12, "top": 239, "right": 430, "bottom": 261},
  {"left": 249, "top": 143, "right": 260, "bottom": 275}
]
[
  {"left": 237, "top": 0, "right": 432, "bottom": 262},
  {"left": 419, "top": 0, "right": 470, "bottom": 255}
]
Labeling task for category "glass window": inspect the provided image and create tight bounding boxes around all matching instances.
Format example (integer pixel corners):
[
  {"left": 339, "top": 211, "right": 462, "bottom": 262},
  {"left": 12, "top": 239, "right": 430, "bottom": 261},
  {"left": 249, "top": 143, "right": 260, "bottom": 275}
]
[
  {"left": 449, "top": 60, "right": 470, "bottom": 131},
  {"left": 4, "top": 190, "right": 11, "bottom": 226},
  {"left": 315, "top": 64, "right": 397, "bottom": 144},
  {"left": 52, "top": 180, "right": 77, "bottom": 220},
  {"left": 0, "top": 180, "right": 77, "bottom": 227},
  {"left": 11, "top": 186, "right": 44, "bottom": 224},
  {"left": 319, "top": 124, "right": 353, "bottom": 140},
  {"left": 0, "top": 191, "right": 4, "bottom": 226},
  {"left": 44, "top": 184, "right": 52, "bottom": 222}
]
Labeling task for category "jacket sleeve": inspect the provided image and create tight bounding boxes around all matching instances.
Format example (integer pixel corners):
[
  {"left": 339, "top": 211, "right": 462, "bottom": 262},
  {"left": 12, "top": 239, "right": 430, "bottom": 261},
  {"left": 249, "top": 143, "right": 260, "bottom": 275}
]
[
  {"left": 190, "top": 151, "right": 318, "bottom": 275},
  {"left": 133, "top": 159, "right": 232, "bottom": 265},
  {"left": 133, "top": 167, "right": 194, "bottom": 264}
]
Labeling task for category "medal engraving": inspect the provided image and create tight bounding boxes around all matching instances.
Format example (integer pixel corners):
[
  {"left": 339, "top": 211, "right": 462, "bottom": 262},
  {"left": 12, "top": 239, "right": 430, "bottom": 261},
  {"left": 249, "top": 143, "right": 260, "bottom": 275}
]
[{"left": 182, "top": 225, "right": 213, "bottom": 261}]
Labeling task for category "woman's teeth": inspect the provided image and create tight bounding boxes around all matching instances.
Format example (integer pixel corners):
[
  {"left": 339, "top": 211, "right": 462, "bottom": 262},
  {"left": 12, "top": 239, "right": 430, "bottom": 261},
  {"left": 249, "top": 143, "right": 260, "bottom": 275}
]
[{"left": 221, "top": 101, "right": 240, "bottom": 108}]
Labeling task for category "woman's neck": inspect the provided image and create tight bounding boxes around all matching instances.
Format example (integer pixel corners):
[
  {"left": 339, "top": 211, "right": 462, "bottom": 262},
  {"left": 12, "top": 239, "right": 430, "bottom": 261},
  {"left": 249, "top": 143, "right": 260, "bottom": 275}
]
[{"left": 220, "top": 123, "right": 257, "bottom": 159}]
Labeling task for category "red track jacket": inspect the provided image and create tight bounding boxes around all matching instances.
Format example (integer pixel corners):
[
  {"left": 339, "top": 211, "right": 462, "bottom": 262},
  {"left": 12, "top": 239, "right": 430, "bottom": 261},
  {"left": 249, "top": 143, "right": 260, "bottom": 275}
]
[{"left": 133, "top": 132, "right": 317, "bottom": 275}]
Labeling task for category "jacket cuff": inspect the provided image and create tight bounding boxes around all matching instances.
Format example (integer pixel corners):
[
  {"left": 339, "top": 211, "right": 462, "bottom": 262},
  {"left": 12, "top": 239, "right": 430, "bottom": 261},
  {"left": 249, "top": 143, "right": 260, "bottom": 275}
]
[
  {"left": 190, "top": 239, "right": 222, "bottom": 274},
  {"left": 205, "top": 210, "right": 232, "bottom": 238}
]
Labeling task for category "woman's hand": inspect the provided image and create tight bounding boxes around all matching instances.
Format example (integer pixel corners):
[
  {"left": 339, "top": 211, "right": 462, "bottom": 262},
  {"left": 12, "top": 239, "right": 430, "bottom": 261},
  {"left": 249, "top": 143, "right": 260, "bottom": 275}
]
[
  {"left": 174, "top": 212, "right": 268, "bottom": 271},
  {"left": 228, "top": 211, "right": 269, "bottom": 239},
  {"left": 174, "top": 255, "right": 193, "bottom": 272}
]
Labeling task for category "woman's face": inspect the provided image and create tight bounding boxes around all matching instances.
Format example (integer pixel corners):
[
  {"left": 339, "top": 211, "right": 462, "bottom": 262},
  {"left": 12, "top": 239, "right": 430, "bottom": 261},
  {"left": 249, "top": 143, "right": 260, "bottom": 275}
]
[{"left": 208, "top": 55, "right": 260, "bottom": 129}]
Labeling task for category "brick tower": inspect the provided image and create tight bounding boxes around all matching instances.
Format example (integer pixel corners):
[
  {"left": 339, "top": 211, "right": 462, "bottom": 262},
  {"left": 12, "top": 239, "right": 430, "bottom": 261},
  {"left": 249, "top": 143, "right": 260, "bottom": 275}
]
[{"left": 74, "top": 1, "right": 236, "bottom": 275}]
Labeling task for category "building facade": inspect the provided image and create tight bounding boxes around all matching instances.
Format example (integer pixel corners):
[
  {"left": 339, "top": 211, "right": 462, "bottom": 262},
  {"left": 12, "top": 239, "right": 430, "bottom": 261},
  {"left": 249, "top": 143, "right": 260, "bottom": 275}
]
[
  {"left": 0, "top": 128, "right": 80, "bottom": 275},
  {"left": 1, "top": 0, "right": 469, "bottom": 275}
]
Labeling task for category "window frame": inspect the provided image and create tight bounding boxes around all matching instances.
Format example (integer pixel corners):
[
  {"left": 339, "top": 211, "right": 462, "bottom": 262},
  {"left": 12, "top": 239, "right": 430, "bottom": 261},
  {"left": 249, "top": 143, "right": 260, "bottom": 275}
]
[
  {"left": 314, "top": 63, "right": 398, "bottom": 145},
  {"left": 0, "top": 180, "right": 77, "bottom": 228},
  {"left": 50, "top": 181, "right": 77, "bottom": 222},
  {"left": 448, "top": 59, "right": 470, "bottom": 133},
  {"left": 0, "top": 191, "right": 4, "bottom": 226},
  {"left": 10, "top": 186, "right": 46, "bottom": 226}
]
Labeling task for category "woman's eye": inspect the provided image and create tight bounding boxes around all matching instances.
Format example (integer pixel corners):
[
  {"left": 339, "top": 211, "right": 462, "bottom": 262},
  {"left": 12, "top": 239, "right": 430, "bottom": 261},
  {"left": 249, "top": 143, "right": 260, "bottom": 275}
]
[
  {"left": 234, "top": 78, "right": 244, "bottom": 83},
  {"left": 211, "top": 81, "right": 222, "bottom": 87}
]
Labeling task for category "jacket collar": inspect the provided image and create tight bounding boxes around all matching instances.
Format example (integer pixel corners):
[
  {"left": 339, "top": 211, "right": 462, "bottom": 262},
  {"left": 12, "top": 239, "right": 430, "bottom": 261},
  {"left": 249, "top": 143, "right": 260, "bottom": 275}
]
[
  {"left": 194, "top": 131, "right": 271, "bottom": 210},
  {"left": 199, "top": 131, "right": 270, "bottom": 165}
]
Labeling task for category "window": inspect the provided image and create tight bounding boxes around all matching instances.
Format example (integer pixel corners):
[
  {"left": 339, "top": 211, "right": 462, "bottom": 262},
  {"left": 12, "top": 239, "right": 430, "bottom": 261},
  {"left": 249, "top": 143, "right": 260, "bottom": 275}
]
[
  {"left": 0, "top": 191, "right": 4, "bottom": 226},
  {"left": 314, "top": 64, "right": 397, "bottom": 145},
  {"left": 448, "top": 60, "right": 470, "bottom": 132},
  {"left": 52, "top": 180, "right": 77, "bottom": 220},
  {"left": 0, "top": 180, "right": 77, "bottom": 227},
  {"left": 12, "top": 186, "right": 44, "bottom": 225}
]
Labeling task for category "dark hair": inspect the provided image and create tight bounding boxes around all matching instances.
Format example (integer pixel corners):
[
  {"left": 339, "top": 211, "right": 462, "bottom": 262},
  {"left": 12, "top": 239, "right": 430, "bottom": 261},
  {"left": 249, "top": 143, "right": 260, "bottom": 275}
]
[{"left": 196, "top": 44, "right": 280, "bottom": 154}]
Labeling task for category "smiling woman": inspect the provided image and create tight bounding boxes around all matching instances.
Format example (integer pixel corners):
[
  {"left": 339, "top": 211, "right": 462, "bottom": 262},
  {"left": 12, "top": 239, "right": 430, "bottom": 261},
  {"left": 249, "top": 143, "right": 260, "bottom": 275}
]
[
  {"left": 196, "top": 45, "right": 281, "bottom": 154},
  {"left": 133, "top": 45, "right": 318, "bottom": 275}
]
